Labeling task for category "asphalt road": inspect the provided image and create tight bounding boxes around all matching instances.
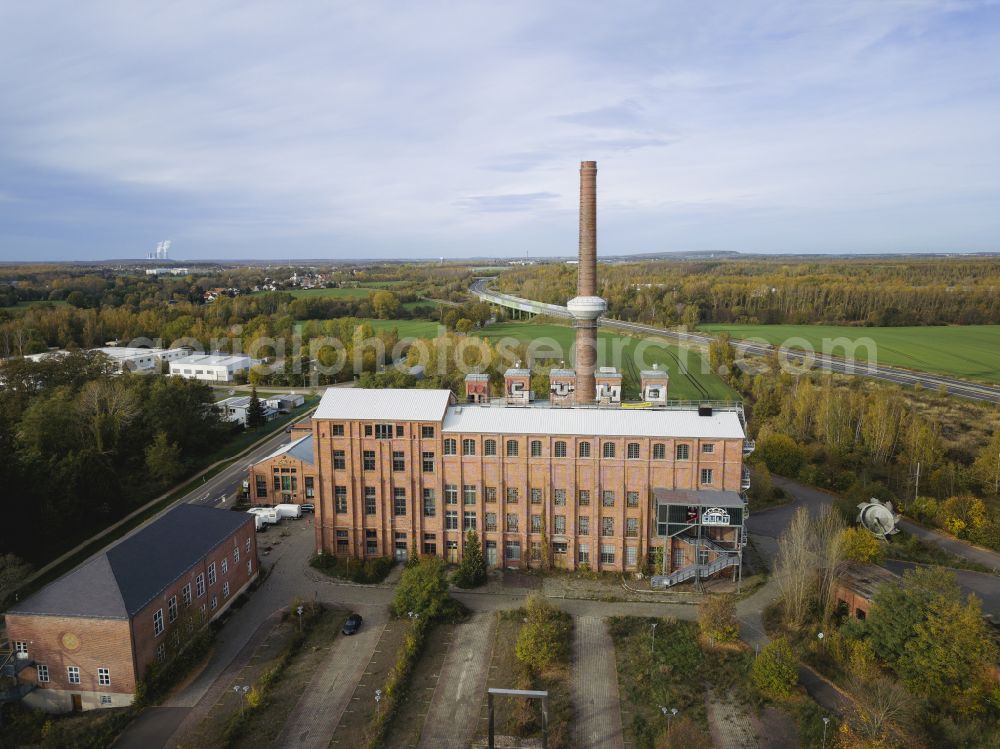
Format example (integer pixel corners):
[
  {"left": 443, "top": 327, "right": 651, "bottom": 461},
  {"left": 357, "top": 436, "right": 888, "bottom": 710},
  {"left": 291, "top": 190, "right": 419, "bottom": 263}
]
[{"left": 471, "top": 279, "right": 1000, "bottom": 403}]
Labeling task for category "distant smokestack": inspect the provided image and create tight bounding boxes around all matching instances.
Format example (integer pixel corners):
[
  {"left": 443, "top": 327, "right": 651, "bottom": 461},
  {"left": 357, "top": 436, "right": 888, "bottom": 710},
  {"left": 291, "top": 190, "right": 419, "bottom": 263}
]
[
  {"left": 566, "top": 160, "right": 605, "bottom": 404},
  {"left": 578, "top": 160, "right": 597, "bottom": 297}
]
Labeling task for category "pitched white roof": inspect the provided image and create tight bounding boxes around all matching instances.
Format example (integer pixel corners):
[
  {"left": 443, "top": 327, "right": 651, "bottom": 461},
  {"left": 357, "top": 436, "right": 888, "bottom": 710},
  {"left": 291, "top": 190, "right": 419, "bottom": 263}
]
[
  {"left": 260, "top": 434, "right": 314, "bottom": 464},
  {"left": 441, "top": 403, "right": 744, "bottom": 439},
  {"left": 315, "top": 387, "right": 453, "bottom": 422},
  {"left": 171, "top": 354, "right": 251, "bottom": 367}
]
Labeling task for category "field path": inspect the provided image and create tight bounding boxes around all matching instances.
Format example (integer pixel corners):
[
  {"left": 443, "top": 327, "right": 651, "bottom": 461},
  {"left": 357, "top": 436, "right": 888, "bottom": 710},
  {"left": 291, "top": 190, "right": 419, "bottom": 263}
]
[
  {"left": 572, "top": 616, "right": 624, "bottom": 749},
  {"left": 417, "top": 612, "right": 496, "bottom": 749}
]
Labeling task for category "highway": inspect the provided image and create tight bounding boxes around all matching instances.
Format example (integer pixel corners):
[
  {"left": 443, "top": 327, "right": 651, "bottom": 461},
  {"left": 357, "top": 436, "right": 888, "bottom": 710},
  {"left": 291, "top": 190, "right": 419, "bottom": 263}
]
[{"left": 470, "top": 278, "right": 1000, "bottom": 404}]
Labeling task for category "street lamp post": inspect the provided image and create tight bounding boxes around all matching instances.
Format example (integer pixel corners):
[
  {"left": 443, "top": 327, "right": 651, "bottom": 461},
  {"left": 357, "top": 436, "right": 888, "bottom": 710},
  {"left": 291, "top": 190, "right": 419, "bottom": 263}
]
[
  {"left": 232, "top": 685, "right": 250, "bottom": 715},
  {"left": 822, "top": 717, "right": 830, "bottom": 749},
  {"left": 375, "top": 688, "right": 382, "bottom": 718},
  {"left": 649, "top": 622, "right": 658, "bottom": 681},
  {"left": 296, "top": 605, "right": 304, "bottom": 633}
]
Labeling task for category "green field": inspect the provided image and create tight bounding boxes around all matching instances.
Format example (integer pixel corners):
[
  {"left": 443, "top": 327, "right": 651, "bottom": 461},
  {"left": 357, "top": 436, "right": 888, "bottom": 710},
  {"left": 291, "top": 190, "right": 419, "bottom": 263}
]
[
  {"left": 480, "top": 320, "right": 734, "bottom": 400},
  {"left": 363, "top": 318, "right": 444, "bottom": 337},
  {"left": 698, "top": 323, "right": 1000, "bottom": 383}
]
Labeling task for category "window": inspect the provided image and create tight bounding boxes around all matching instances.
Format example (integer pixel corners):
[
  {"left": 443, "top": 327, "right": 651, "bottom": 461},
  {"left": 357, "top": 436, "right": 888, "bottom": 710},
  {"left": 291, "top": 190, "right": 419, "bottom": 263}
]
[
  {"left": 304, "top": 475, "right": 315, "bottom": 498},
  {"left": 422, "top": 425, "right": 435, "bottom": 438},
  {"left": 530, "top": 440, "right": 542, "bottom": 457},
  {"left": 554, "top": 515, "right": 566, "bottom": 534},
  {"left": 68, "top": 666, "right": 81, "bottom": 684},
  {"left": 484, "top": 439, "right": 497, "bottom": 456},
  {"left": 601, "top": 517, "right": 614, "bottom": 537},
  {"left": 221, "top": 558, "right": 228, "bottom": 575},
  {"left": 627, "top": 491, "right": 639, "bottom": 508},
  {"left": 601, "top": 544, "right": 616, "bottom": 564},
  {"left": 246, "top": 538, "right": 252, "bottom": 554},
  {"left": 332, "top": 423, "right": 345, "bottom": 436},
  {"left": 653, "top": 443, "right": 666, "bottom": 460},
  {"left": 423, "top": 489, "right": 436, "bottom": 517},
  {"left": 702, "top": 443, "right": 715, "bottom": 454},
  {"left": 626, "top": 518, "right": 639, "bottom": 537},
  {"left": 701, "top": 469, "right": 713, "bottom": 485},
  {"left": 37, "top": 664, "right": 49, "bottom": 683},
  {"left": 335, "top": 485, "right": 348, "bottom": 513},
  {"left": 554, "top": 441, "right": 567, "bottom": 458},
  {"left": 445, "top": 511, "right": 458, "bottom": 530},
  {"left": 506, "top": 487, "right": 519, "bottom": 503},
  {"left": 396, "top": 424, "right": 405, "bottom": 437},
  {"left": 365, "top": 486, "right": 377, "bottom": 515},
  {"left": 394, "top": 488, "right": 407, "bottom": 516},
  {"left": 98, "top": 667, "right": 110, "bottom": 686},
  {"left": 211, "top": 595, "right": 218, "bottom": 610},
  {"left": 578, "top": 544, "right": 590, "bottom": 564},
  {"left": 463, "top": 511, "right": 477, "bottom": 531},
  {"left": 602, "top": 490, "right": 615, "bottom": 507},
  {"left": 506, "top": 440, "right": 519, "bottom": 457},
  {"left": 223, "top": 581, "right": 230, "bottom": 598},
  {"left": 445, "top": 484, "right": 458, "bottom": 504},
  {"left": 392, "top": 451, "right": 405, "bottom": 471},
  {"left": 676, "top": 443, "right": 690, "bottom": 460},
  {"left": 579, "top": 516, "right": 590, "bottom": 535},
  {"left": 364, "top": 424, "right": 373, "bottom": 437},
  {"left": 506, "top": 513, "right": 519, "bottom": 532},
  {"left": 530, "top": 488, "right": 542, "bottom": 504},
  {"left": 554, "top": 489, "right": 566, "bottom": 506},
  {"left": 101, "top": 695, "right": 113, "bottom": 705},
  {"left": 462, "top": 438, "right": 476, "bottom": 456},
  {"left": 603, "top": 442, "right": 616, "bottom": 459},
  {"left": 374, "top": 423, "right": 393, "bottom": 439},
  {"left": 444, "top": 438, "right": 457, "bottom": 455},
  {"left": 578, "top": 441, "right": 591, "bottom": 458},
  {"left": 531, "top": 514, "right": 542, "bottom": 532},
  {"left": 485, "top": 512, "right": 497, "bottom": 531},
  {"left": 208, "top": 562, "right": 217, "bottom": 586},
  {"left": 627, "top": 442, "right": 640, "bottom": 459},
  {"left": 485, "top": 486, "right": 497, "bottom": 503},
  {"left": 463, "top": 485, "right": 477, "bottom": 504},
  {"left": 625, "top": 546, "right": 638, "bottom": 566},
  {"left": 14, "top": 641, "right": 27, "bottom": 655},
  {"left": 366, "top": 540, "right": 378, "bottom": 556},
  {"left": 234, "top": 545, "right": 240, "bottom": 564},
  {"left": 196, "top": 573, "right": 205, "bottom": 597},
  {"left": 333, "top": 450, "right": 346, "bottom": 469},
  {"left": 423, "top": 534, "right": 437, "bottom": 555},
  {"left": 578, "top": 489, "right": 590, "bottom": 506},
  {"left": 168, "top": 595, "right": 178, "bottom": 623},
  {"left": 156, "top": 643, "right": 166, "bottom": 663},
  {"left": 422, "top": 452, "right": 435, "bottom": 473},
  {"left": 248, "top": 559, "right": 253, "bottom": 575},
  {"left": 363, "top": 450, "right": 376, "bottom": 471},
  {"left": 154, "top": 608, "right": 165, "bottom": 636},
  {"left": 255, "top": 475, "right": 267, "bottom": 498},
  {"left": 530, "top": 542, "right": 542, "bottom": 561},
  {"left": 505, "top": 540, "right": 521, "bottom": 561},
  {"left": 553, "top": 542, "right": 568, "bottom": 555}
]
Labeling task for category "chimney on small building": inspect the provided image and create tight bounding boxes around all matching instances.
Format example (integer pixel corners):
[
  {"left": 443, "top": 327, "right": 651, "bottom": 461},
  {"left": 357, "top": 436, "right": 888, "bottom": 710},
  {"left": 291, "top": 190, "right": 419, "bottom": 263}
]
[
  {"left": 595, "top": 366, "right": 622, "bottom": 405},
  {"left": 464, "top": 373, "right": 489, "bottom": 404},
  {"left": 548, "top": 367, "right": 577, "bottom": 407},
  {"left": 640, "top": 364, "right": 669, "bottom": 404},
  {"left": 504, "top": 363, "right": 532, "bottom": 406}
]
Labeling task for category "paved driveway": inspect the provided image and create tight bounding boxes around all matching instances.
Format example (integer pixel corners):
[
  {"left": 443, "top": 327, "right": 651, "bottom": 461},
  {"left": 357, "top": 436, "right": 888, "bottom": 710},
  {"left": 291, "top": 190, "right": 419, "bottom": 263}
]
[{"left": 572, "top": 617, "right": 624, "bottom": 749}]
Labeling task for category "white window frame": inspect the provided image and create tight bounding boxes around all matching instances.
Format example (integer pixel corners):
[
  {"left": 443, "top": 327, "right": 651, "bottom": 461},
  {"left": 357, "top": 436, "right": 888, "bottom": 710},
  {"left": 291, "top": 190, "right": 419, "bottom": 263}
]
[
  {"left": 153, "top": 608, "right": 165, "bottom": 637},
  {"left": 234, "top": 546, "right": 240, "bottom": 564},
  {"left": 182, "top": 583, "right": 192, "bottom": 606},
  {"left": 68, "top": 666, "right": 81, "bottom": 684},
  {"left": 98, "top": 667, "right": 110, "bottom": 686},
  {"left": 196, "top": 573, "right": 206, "bottom": 597},
  {"left": 36, "top": 664, "right": 49, "bottom": 683},
  {"left": 223, "top": 581, "right": 230, "bottom": 598},
  {"left": 168, "top": 595, "right": 178, "bottom": 623},
  {"left": 221, "top": 558, "right": 228, "bottom": 576},
  {"left": 208, "top": 562, "right": 217, "bottom": 586}
]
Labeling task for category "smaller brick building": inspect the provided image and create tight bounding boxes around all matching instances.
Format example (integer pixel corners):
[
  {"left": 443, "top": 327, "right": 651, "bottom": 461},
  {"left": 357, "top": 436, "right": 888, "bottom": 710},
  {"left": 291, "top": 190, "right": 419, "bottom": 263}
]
[
  {"left": 834, "top": 562, "right": 899, "bottom": 621},
  {"left": 6, "top": 505, "right": 257, "bottom": 713},
  {"left": 248, "top": 433, "right": 317, "bottom": 506}
]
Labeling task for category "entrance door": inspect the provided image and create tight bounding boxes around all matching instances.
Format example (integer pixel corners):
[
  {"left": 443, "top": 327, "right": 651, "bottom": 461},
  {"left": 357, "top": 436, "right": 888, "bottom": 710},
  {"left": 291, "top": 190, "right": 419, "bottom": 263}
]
[
  {"left": 71, "top": 694, "right": 82, "bottom": 712},
  {"left": 446, "top": 541, "right": 459, "bottom": 563},
  {"left": 485, "top": 541, "right": 497, "bottom": 567},
  {"left": 394, "top": 542, "right": 407, "bottom": 562}
]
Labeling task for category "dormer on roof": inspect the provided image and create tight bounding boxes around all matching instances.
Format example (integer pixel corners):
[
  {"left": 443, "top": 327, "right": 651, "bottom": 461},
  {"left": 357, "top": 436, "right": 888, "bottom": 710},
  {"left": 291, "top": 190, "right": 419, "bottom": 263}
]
[
  {"left": 504, "top": 364, "right": 531, "bottom": 407},
  {"left": 641, "top": 363, "right": 669, "bottom": 404},
  {"left": 595, "top": 366, "right": 622, "bottom": 405},
  {"left": 549, "top": 368, "right": 576, "bottom": 407},
  {"left": 464, "top": 372, "right": 490, "bottom": 404}
]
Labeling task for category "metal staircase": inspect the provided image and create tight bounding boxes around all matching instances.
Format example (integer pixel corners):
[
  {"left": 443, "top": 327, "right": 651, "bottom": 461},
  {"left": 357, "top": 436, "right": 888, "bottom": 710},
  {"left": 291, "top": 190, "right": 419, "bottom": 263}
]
[
  {"left": 675, "top": 534, "right": 733, "bottom": 555},
  {"left": 651, "top": 554, "right": 740, "bottom": 589},
  {"left": 0, "top": 646, "right": 34, "bottom": 704}
]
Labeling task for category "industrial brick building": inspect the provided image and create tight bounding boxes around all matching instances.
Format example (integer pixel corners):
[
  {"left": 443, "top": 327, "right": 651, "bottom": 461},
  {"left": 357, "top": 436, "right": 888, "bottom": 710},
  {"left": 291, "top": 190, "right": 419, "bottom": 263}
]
[
  {"left": 264, "top": 161, "right": 753, "bottom": 585},
  {"left": 5, "top": 505, "right": 258, "bottom": 713},
  {"left": 248, "top": 432, "right": 317, "bottom": 505}
]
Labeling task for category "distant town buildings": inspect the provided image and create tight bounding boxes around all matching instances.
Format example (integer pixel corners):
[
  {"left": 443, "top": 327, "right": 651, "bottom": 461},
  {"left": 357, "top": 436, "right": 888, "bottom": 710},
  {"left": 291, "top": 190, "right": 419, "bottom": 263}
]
[
  {"left": 144, "top": 267, "right": 190, "bottom": 276},
  {"left": 5, "top": 505, "right": 257, "bottom": 713},
  {"left": 25, "top": 346, "right": 190, "bottom": 374}
]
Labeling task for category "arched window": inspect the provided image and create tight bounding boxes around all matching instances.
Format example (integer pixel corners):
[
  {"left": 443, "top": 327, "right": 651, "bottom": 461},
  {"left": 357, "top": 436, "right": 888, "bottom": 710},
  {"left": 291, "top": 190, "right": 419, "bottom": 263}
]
[
  {"left": 506, "top": 440, "right": 519, "bottom": 457},
  {"left": 530, "top": 440, "right": 542, "bottom": 457},
  {"left": 578, "top": 441, "right": 591, "bottom": 458},
  {"left": 484, "top": 439, "right": 497, "bottom": 456},
  {"left": 554, "top": 441, "right": 567, "bottom": 457},
  {"left": 603, "top": 442, "right": 616, "bottom": 459}
]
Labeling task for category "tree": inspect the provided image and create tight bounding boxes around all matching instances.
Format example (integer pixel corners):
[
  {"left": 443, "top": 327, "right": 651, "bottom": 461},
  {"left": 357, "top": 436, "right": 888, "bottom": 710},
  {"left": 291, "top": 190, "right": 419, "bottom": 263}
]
[
  {"left": 841, "top": 527, "right": 884, "bottom": 563},
  {"left": 0, "top": 554, "right": 32, "bottom": 602},
  {"left": 371, "top": 290, "right": 400, "bottom": 319},
  {"left": 970, "top": 430, "right": 1000, "bottom": 495},
  {"left": 455, "top": 318, "right": 474, "bottom": 334},
  {"left": 698, "top": 594, "right": 739, "bottom": 643},
  {"left": 246, "top": 386, "right": 267, "bottom": 429},
  {"left": 751, "top": 637, "right": 798, "bottom": 698},
  {"left": 843, "top": 675, "right": 912, "bottom": 746},
  {"left": 145, "top": 431, "right": 183, "bottom": 484},
  {"left": 514, "top": 594, "right": 571, "bottom": 672},
  {"left": 936, "top": 494, "right": 988, "bottom": 539},
  {"left": 774, "top": 507, "right": 815, "bottom": 627},
  {"left": 755, "top": 433, "right": 806, "bottom": 477},
  {"left": 452, "top": 530, "right": 487, "bottom": 588},
  {"left": 392, "top": 557, "right": 450, "bottom": 619}
]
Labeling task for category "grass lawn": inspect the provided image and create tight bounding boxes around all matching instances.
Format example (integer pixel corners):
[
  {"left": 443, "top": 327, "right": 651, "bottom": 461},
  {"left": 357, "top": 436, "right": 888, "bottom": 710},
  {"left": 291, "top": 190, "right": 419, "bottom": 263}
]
[
  {"left": 699, "top": 323, "right": 1000, "bottom": 383},
  {"left": 481, "top": 320, "right": 735, "bottom": 400},
  {"left": 364, "top": 318, "right": 444, "bottom": 338}
]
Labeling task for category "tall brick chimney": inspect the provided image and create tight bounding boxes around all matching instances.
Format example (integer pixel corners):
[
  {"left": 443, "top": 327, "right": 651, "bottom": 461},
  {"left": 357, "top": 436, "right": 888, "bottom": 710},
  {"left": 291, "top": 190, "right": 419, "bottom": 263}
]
[{"left": 566, "top": 160, "right": 606, "bottom": 403}]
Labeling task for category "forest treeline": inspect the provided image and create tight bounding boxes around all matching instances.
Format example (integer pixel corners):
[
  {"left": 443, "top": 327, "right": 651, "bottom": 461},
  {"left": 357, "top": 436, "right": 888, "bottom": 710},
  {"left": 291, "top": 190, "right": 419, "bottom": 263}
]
[{"left": 497, "top": 257, "right": 1000, "bottom": 326}]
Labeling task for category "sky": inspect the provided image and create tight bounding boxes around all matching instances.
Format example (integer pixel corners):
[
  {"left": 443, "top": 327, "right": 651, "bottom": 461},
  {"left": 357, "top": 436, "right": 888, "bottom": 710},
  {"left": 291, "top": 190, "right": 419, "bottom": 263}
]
[{"left": 1, "top": 1, "right": 999, "bottom": 261}]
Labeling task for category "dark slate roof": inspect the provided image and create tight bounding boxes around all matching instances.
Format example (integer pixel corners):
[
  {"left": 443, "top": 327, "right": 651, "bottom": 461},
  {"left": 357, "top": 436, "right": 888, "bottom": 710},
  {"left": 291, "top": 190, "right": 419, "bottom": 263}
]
[
  {"left": 10, "top": 505, "right": 252, "bottom": 619},
  {"left": 652, "top": 489, "right": 746, "bottom": 508}
]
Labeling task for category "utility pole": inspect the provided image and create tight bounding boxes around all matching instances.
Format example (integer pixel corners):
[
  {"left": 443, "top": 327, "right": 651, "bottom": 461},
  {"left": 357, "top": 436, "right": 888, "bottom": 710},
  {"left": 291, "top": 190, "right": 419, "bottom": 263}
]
[{"left": 914, "top": 461, "right": 920, "bottom": 502}]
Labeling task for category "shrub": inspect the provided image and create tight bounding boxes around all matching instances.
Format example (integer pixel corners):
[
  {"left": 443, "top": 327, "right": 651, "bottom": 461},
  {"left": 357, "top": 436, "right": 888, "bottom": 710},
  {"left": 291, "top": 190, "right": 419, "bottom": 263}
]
[
  {"left": 698, "top": 594, "right": 740, "bottom": 643},
  {"left": 514, "top": 594, "right": 571, "bottom": 672},
  {"left": 755, "top": 433, "right": 806, "bottom": 477},
  {"left": 392, "top": 556, "right": 466, "bottom": 622},
  {"left": 309, "top": 554, "right": 394, "bottom": 584},
  {"left": 451, "top": 530, "right": 487, "bottom": 588},
  {"left": 841, "top": 527, "right": 884, "bottom": 563},
  {"left": 751, "top": 637, "right": 798, "bottom": 699}
]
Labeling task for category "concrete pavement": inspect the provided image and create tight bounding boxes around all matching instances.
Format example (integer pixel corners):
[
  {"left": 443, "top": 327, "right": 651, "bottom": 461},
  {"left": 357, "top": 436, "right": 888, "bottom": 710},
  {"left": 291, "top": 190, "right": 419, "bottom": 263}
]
[{"left": 572, "top": 617, "right": 624, "bottom": 749}]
